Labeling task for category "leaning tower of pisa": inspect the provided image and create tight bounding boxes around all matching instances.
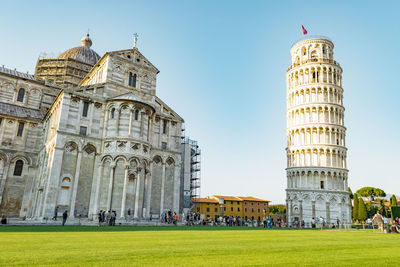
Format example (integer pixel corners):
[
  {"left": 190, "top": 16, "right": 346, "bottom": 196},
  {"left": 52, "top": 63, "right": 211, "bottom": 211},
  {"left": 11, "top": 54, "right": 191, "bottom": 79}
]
[{"left": 285, "top": 36, "right": 351, "bottom": 226}]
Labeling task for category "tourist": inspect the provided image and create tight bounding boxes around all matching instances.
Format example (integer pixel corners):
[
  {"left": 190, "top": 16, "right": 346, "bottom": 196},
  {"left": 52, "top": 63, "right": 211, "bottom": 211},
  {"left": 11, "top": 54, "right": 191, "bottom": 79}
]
[
  {"left": 267, "top": 216, "right": 272, "bottom": 228},
  {"left": 101, "top": 210, "right": 105, "bottom": 224},
  {"left": 53, "top": 206, "right": 59, "bottom": 221},
  {"left": 62, "top": 210, "right": 68, "bottom": 226},
  {"left": 149, "top": 214, "right": 152, "bottom": 221},
  {"left": 161, "top": 211, "right": 165, "bottom": 223},
  {"left": 390, "top": 220, "right": 399, "bottom": 234},
  {"left": 1, "top": 215, "right": 7, "bottom": 225},
  {"left": 372, "top": 211, "right": 384, "bottom": 231},
  {"left": 319, "top": 217, "right": 324, "bottom": 228},
  {"left": 106, "top": 210, "right": 111, "bottom": 226},
  {"left": 98, "top": 210, "right": 103, "bottom": 226},
  {"left": 366, "top": 218, "right": 372, "bottom": 229},
  {"left": 311, "top": 217, "right": 315, "bottom": 228},
  {"left": 127, "top": 208, "right": 131, "bottom": 222},
  {"left": 168, "top": 210, "right": 172, "bottom": 224},
  {"left": 111, "top": 210, "right": 116, "bottom": 226}
]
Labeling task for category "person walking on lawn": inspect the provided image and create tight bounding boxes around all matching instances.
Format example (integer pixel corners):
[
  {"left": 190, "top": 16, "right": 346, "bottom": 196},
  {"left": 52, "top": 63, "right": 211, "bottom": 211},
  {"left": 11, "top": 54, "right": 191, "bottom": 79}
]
[{"left": 62, "top": 210, "right": 68, "bottom": 226}]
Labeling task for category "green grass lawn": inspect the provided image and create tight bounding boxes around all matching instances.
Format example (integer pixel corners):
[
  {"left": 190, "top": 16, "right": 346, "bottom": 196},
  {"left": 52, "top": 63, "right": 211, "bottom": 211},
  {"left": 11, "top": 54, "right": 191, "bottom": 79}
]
[{"left": 0, "top": 226, "right": 399, "bottom": 266}]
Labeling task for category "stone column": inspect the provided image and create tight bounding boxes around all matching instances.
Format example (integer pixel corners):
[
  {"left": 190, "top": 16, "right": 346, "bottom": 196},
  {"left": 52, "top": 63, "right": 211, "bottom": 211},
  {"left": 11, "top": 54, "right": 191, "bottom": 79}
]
[
  {"left": 103, "top": 109, "right": 109, "bottom": 138},
  {"left": 91, "top": 161, "right": 103, "bottom": 218},
  {"left": 19, "top": 165, "right": 36, "bottom": 218},
  {"left": 299, "top": 200, "right": 303, "bottom": 223},
  {"left": 160, "top": 162, "right": 166, "bottom": 214},
  {"left": 120, "top": 164, "right": 129, "bottom": 219},
  {"left": 134, "top": 167, "right": 142, "bottom": 218},
  {"left": 140, "top": 112, "right": 144, "bottom": 137},
  {"left": 128, "top": 109, "right": 133, "bottom": 137},
  {"left": 106, "top": 164, "right": 116, "bottom": 211},
  {"left": 145, "top": 164, "right": 152, "bottom": 218},
  {"left": 69, "top": 151, "right": 83, "bottom": 218},
  {"left": 173, "top": 164, "right": 181, "bottom": 213},
  {"left": 158, "top": 119, "right": 162, "bottom": 147},
  {"left": 88, "top": 103, "right": 95, "bottom": 135},
  {"left": 41, "top": 147, "right": 64, "bottom": 218},
  {"left": 287, "top": 199, "right": 292, "bottom": 226},
  {"left": 115, "top": 108, "right": 120, "bottom": 135},
  {"left": 326, "top": 202, "right": 330, "bottom": 224},
  {"left": 76, "top": 99, "right": 83, "bottom": 132},
  {"left": 88, "top": 153, "right": 100, "bottom": 218},
  {"left": 0, "top": 162, "right": 10, "bottom": 206},
  {"left": 312, "top": 201, "right": 316, "bottom": 219}
]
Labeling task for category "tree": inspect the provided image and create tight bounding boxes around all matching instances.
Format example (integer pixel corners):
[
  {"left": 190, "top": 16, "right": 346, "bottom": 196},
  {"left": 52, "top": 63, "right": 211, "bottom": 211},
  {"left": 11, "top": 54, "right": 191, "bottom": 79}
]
[
  {"left": 365, "top": 202, "right": 378, "bottom": 218},
  {"left": 358, "top": 198, "right": 367, "bottom": 222},
  {"left": 352, "top": 193, "right": 359, "bottom": 221},
  {"left": 391, "top": 195, "right": 397, "bottom": 207},
  {"left": 348, "top": 187, "right": 353, "bottom": 199},
  {"left": 269, "top": 205, "right": 286, "bottom": 215},
  {"left": 356, "top": 187, "right": 386, "bottom": 200}
]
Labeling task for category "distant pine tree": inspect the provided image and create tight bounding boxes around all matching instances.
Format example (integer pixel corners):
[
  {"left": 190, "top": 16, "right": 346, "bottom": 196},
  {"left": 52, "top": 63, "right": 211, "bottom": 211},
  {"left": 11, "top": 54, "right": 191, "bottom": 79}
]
[
  {"left": 358, "top": 198, "right": 367, "bottom": 222},
  {"left": 352, "top": 193, "right": 359, "bottom": 221},
  {"left": 391, "top": 195, "right": 397, "bottom": 207}
]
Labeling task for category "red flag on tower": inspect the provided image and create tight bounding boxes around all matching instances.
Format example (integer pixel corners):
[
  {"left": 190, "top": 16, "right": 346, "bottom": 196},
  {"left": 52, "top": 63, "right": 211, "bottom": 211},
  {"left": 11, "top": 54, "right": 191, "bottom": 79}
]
[{"left": 301, "top": 25, "right": 308, "bottom": 35}]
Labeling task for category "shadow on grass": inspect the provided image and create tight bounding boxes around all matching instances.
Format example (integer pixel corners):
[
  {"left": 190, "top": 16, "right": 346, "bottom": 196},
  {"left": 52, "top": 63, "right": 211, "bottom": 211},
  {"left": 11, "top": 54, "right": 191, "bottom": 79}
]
[{"left": 0, "top": 225, "right": 320, "bottom": 232}]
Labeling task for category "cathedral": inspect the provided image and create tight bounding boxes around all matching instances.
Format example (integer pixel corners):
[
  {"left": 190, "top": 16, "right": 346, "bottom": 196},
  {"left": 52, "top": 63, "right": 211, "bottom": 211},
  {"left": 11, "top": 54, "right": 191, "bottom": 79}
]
[{"left": 0, "top": 33, "right": 199, "bottom": 222}]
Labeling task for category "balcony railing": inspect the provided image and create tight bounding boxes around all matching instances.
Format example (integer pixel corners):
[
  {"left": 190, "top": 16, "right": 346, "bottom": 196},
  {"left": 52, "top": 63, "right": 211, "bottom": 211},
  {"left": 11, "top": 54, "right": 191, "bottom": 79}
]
[{"left": 287, "top": 58, "right": 340, "bottom": 72}]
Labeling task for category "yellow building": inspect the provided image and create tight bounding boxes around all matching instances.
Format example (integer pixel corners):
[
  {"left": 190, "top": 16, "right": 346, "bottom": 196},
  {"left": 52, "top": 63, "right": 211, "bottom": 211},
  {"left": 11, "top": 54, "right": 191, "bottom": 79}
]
[{"left": 192, "top": 195, "right": 269, "bottom": 222}]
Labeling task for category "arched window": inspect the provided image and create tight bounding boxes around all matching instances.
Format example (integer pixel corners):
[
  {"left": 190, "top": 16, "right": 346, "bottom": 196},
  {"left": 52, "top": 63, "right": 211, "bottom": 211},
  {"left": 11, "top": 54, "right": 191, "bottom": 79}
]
[
  {"left": 129, "top": 72, "right": 137, "bottom": 87},
  {"left": 13, "top": 160, "right": 24, "bottom": 176},
  {"left": 111, "top": 108, "right": 115, "bottom": 119},
  {"left": 134, "top": 109, "right": 139, "bottom": 120},
  {"left": 17, "top": 88, "right": 25, "bottom": 102},
  {"left": 311, "top": 51, "right": 317, "bottom": 59}
]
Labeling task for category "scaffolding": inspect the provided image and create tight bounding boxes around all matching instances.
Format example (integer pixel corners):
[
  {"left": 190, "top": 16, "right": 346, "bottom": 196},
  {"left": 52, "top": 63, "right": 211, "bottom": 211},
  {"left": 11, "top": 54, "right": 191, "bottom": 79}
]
[{"left": 182, "top": 136, "right": 201, "bottom": 203}]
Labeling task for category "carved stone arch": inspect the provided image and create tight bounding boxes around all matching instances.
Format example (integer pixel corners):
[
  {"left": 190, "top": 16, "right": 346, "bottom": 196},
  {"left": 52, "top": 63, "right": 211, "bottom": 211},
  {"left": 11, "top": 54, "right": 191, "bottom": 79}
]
[
  {"left": 113, "top": 155, "right": 127, "bottom": 164},
  {"left": 316, "top": 194, "right": 325, "bottom": 202},
  {"left": 166, "top": 157, "right": 175, "bottom": 166},
  {"left": 107, "top": 102, "right": 117, "bottom": 110},
  {"left": 101, "top": 155, "right": 113, "bottom": 164},
  {"left": 64, "top": 141, "right": 79, "bottom": 153},
  {"left": 119, "top": 103, "right": 130, "bottom": 111},
  {"left": 303, "top": 194, "right": 311, "bottom": 203},
  {"left": 153, "top": 155, "right": 162, "bottom": 164},
  {"left": 139, "top": 158, "right": 148, "bottom": 168},
  {"left": 82, "top": 143, "right": 97, "bottom": 155},
  {"left": 10, "top": 154, "right": 31, "bottom": 165}
]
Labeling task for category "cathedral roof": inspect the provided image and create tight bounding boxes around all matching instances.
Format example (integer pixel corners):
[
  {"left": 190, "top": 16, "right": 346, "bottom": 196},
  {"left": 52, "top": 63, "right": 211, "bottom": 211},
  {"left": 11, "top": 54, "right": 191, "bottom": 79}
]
[
  {"left": 0, "top": 102, "right": 44, "bottom": 121},
  {"left": 58, "top": 33, "right": 101, "bottom": 66},
  {"left": 0, "top": 65, "right": 37, "bottom": 81},
  {"left": 108, "top": 93, "right": 154, "bottom": 109}
]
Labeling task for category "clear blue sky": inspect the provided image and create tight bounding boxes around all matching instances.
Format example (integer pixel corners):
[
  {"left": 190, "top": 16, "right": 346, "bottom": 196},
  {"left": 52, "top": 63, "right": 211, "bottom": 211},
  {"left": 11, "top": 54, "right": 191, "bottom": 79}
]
[{"left": 1, "top": 0, "right": 399, "bottom": 203}]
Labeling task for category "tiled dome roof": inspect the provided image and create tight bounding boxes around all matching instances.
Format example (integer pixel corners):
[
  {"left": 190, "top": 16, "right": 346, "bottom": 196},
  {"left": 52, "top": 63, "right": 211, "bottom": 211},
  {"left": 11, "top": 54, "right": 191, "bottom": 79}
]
[{"left": 58, "top": 33, "right": 101, "bottom": 66}]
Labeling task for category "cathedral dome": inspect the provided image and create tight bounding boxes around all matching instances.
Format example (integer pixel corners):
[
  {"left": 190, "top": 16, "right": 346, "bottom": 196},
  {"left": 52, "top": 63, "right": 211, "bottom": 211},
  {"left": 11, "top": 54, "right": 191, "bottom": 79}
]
[{"left": 58, "top": 33, "right": 101, "bottom": 66}]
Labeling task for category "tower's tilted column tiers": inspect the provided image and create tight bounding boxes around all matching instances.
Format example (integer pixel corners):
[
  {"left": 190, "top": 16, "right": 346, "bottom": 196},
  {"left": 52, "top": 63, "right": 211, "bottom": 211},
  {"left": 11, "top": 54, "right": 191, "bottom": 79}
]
[{"left": 285, "top": 36, "right": 351, "bottom": 225}]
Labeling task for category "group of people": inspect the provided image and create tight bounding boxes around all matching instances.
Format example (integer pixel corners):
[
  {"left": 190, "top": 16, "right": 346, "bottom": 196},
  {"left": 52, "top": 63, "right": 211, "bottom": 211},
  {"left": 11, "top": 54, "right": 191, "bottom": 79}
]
[
  {"left": 309, "top": 217, "right": 340, "bottom": 228},
  {"left": 370, "top": 210, "right": 399, "bottom": 233},
  {"left": 52, "top": 207, "right": 69, "bottom": 226},
  {"left": 97, "top": 210, "right": 118, "bottom": 226},
  {"left": 160, "top": 210, "right": 179, "bottom": 225},
  {"left": 184, "top": 213, "right": 284, "bottom": 228}
]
